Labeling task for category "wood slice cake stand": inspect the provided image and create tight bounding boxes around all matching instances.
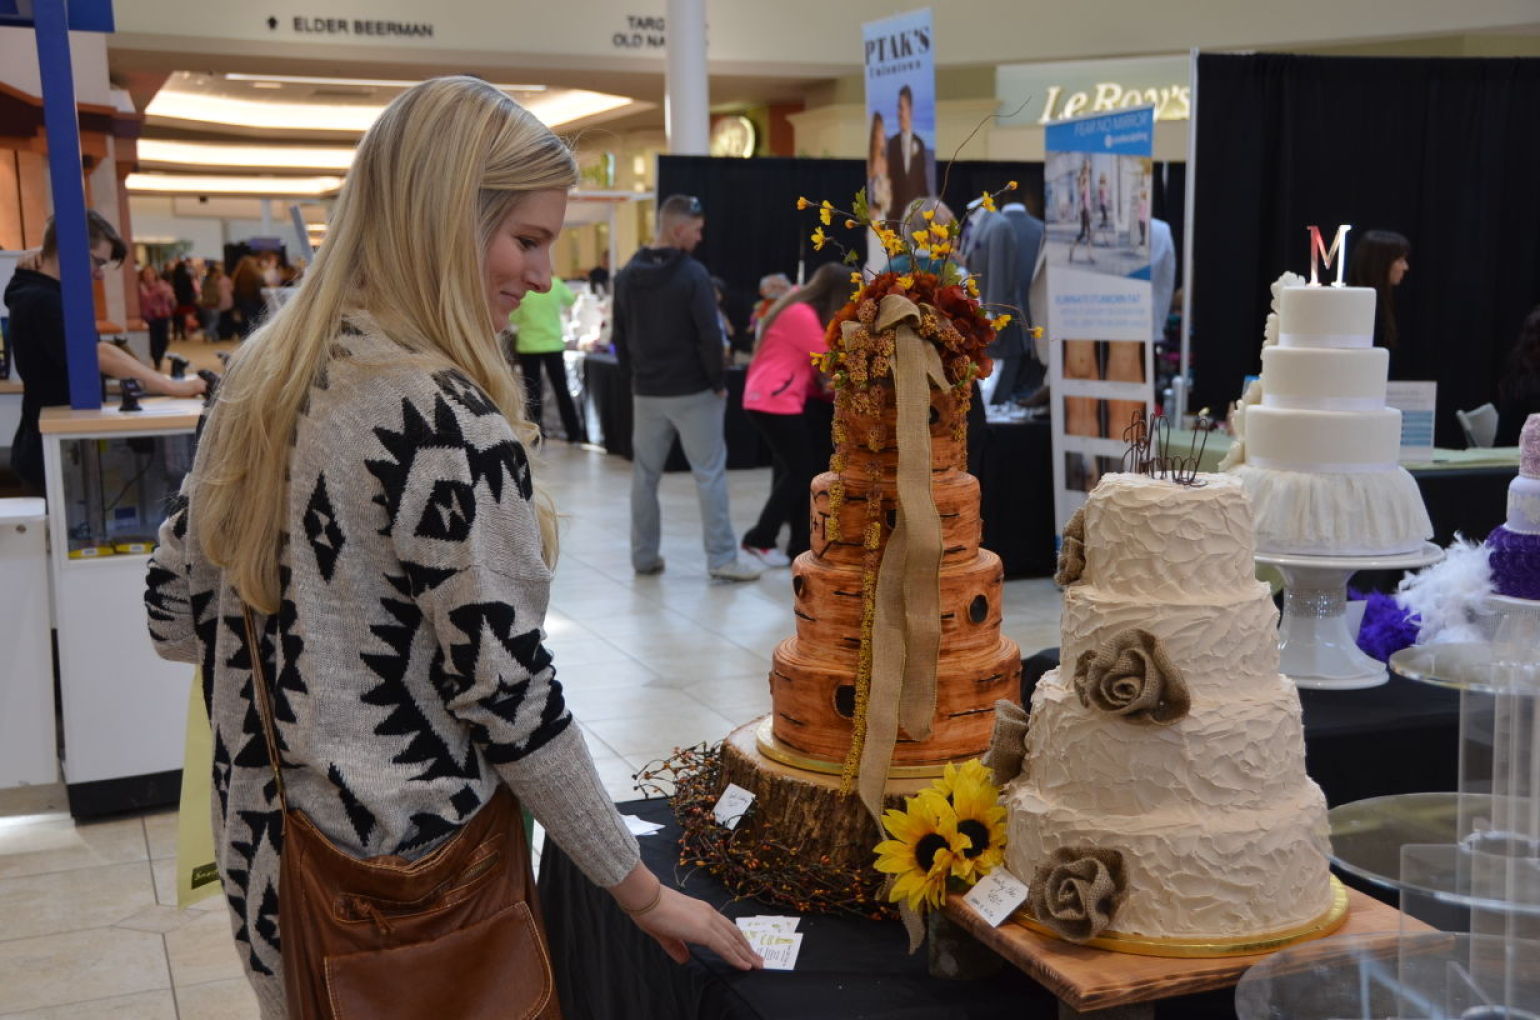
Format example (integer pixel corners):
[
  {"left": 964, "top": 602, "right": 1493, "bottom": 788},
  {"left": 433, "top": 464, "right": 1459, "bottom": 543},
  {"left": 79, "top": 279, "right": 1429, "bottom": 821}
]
[{"left": 721, "top": 717, "right": 935, "bottom": 872}]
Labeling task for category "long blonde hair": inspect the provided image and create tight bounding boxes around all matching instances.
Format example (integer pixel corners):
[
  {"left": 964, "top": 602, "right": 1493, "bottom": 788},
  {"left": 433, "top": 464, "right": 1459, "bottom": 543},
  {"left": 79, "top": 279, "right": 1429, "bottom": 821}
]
[{"left": 193, "top": 76, "right": 574, "bottom": 612}]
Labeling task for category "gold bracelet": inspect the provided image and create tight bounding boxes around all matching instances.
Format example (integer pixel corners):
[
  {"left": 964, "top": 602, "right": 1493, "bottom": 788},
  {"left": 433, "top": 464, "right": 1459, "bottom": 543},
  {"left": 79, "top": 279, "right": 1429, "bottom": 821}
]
[{"left": 620, "top": 881, "right": 663, "bottom": 917}]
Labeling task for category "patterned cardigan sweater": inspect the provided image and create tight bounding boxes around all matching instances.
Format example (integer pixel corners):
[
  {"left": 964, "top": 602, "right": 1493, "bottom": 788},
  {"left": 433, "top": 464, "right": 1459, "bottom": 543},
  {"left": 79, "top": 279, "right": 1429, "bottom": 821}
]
[{"left": 145, "top": 321, "right": 638, "bottom": 1014}]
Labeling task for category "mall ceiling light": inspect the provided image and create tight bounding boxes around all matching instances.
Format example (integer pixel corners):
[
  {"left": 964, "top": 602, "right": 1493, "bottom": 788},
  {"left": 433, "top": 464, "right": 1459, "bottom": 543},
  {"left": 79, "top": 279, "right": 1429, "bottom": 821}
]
[
  {"left": 147, "top": 87, "right": 634, "bottom": 132},
  {"left": 138, "top": 139, "right": 356, "bottom": 171},
  {"left": 225, "top": 73, "right": 547, "bottom": 92},
  {"left": 125, "top": 173, "right": 344, "bottom": 196}
]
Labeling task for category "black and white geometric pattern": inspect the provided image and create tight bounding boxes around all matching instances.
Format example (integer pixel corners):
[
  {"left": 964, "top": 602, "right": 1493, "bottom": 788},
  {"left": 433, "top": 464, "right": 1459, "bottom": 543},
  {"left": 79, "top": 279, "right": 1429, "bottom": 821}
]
[{"left": 302, "top": 473, "right": 345, "bottom": 581}]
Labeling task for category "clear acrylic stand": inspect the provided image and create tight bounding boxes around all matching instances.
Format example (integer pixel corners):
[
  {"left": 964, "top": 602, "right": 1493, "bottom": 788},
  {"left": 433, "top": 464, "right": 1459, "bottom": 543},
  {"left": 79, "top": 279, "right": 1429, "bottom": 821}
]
[{"left": 1234, "top": 598, "right": 1540, "bottom": 1018}]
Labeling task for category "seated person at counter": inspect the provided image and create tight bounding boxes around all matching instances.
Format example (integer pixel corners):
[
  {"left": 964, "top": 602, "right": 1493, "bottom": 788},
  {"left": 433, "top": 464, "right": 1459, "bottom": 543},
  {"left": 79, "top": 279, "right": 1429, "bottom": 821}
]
[
  {"left": 1497, "top": 305, "right": 1540, "bottom": 447},
  {"left": 4, "top": 211, "right": 205, "bottom": 494}
]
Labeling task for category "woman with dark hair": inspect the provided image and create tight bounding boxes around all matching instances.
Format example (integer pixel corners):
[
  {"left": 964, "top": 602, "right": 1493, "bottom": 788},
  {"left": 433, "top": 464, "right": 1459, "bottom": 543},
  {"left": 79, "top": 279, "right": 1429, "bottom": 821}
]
[
  {"left": 230, "top": 254, "right": 268, "bottom": 338},
  {"left": 739, "top": 261, "right": 847, "bottom": 567},
  {"left": 169, "top": 258, "right": 199, "bottom": 341},
  {"left": 1346, "top": 229, "right": 1411, "bottom": 350},
  {"left": 1497, "top": 305, "right": 1540, "bottom": 446}
]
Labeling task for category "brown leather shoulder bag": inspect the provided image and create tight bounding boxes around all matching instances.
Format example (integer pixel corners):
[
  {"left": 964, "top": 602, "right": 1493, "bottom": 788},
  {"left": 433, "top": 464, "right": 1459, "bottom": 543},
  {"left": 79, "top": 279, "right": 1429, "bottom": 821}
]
[{"left": 242, "top": 608, "right": 561, "bottom": 1019}]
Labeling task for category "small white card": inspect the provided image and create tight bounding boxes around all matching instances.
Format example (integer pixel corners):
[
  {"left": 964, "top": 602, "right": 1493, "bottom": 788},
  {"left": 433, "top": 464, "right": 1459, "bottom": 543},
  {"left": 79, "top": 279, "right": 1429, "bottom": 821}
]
[
  {"left": 736, "top": 915, "right": 800, "bottom": 936},
  {"left": 712, "top": 783, "right": 755, "bottom": 830},
  {"left": 621, "top": 814, "right": 665, "bottom": 837},
  {"left": 743, "top": 929, "right": 803, "bottom": 970},
  {"left": 1386, "top": 381, "right": 1437, "bottom": 462},
  {"left": 963, "top": 869, "right": 1030, "bottom": 928}
]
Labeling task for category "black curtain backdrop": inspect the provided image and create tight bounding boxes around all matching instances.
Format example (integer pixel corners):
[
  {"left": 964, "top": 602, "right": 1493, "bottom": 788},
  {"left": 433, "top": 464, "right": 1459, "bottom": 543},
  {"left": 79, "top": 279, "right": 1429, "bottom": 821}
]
[
  {"left": 656, "top": 156, "right": 1183, "bottom": 339},
  {"left": 656, "top": 155, "right": 865, "bottom": 340},
  {"left": 1193, "top": 53, "right": 1540, "bottom": 446}
]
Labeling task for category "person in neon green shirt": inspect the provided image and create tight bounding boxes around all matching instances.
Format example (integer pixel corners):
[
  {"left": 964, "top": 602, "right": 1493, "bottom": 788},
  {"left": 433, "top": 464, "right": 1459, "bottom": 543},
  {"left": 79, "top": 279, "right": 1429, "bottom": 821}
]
[{"left": 508, "top": 276, "right": 586, "bottom": 442}]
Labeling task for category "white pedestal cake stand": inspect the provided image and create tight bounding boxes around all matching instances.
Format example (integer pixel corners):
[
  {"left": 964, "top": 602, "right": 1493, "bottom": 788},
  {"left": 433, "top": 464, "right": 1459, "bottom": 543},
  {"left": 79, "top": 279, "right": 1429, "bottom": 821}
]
[{"left": 1256, "top": 542, "right": 1443, "bottom": 691}]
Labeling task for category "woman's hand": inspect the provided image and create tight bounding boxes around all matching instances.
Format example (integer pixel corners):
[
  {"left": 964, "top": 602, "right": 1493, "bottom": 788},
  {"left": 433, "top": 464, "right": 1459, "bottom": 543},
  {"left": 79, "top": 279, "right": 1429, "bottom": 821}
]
[{"left": 610, "top": 867, "right": 763, "bottom": 970}]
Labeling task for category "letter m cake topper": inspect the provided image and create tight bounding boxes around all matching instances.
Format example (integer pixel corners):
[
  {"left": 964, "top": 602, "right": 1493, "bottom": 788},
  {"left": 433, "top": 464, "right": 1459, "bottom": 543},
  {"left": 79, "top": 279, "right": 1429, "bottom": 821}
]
[{"left": 1307, "top": 224, "right": 1352, "bottom": 287}]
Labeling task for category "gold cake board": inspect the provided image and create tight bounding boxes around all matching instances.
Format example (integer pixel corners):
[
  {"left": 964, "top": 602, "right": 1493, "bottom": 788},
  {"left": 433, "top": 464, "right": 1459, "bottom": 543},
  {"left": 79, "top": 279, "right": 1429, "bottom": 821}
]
[
  {"left": 941, "top": 882, "right": 1430, "bottom": 1017},
  {"left": 753, "top": 716, "right": 955, "bottom": 780},
  {"left": 1009, "top": 877, "right": 1351, "bottom": 960}
]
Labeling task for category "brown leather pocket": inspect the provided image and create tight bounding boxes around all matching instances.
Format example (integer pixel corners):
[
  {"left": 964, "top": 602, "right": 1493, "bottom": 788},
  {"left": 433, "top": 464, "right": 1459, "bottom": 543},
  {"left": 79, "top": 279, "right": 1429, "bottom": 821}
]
[
  {"left": 323, "top": 901, "right": 552, "bottom": 1020},
  {"left": 330, "top": 838, "right": 507, "bottom": 929}
]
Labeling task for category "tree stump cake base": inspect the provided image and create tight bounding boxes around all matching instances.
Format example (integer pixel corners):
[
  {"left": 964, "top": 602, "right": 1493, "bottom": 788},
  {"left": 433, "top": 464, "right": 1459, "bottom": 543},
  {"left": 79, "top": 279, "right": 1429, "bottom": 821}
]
[{"left": 720, "top": 716, "right": 932, "bottom": 873}]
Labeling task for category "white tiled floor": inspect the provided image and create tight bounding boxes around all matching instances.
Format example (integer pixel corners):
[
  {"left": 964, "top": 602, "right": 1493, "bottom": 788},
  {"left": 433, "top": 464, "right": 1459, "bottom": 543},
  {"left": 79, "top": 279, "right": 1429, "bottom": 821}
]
[{"left": 0, "top": 440, "right": 1062, "bottom": 1017}]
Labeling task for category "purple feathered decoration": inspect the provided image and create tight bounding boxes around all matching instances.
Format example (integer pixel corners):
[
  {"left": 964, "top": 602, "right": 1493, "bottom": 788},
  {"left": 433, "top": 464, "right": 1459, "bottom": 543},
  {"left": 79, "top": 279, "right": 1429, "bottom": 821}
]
[{"left": 1349, "top": 588, "right": 1421, "bottom": 662}]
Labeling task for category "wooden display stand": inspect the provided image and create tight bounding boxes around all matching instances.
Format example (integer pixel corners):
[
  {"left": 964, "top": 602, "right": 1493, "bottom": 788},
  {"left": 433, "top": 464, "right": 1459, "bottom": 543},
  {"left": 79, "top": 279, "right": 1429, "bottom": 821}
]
[
  {"left": 940, "top": 887, "right": 1431, "bottom": 1019},
  {"left": 721, "top": 718, "right": 924, "bottom": 871}
]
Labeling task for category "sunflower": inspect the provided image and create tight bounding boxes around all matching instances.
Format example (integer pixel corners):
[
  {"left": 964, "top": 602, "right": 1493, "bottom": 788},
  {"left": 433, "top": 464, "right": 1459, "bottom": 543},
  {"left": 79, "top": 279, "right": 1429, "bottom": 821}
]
[
  {"left": 943, "top": 763, "right": 1008, "bottom": 883},
  {"left": 932, "top": 758, "right": 993, "bottom": 800},
  {"left": 873, "top": 791, "right": 968, "bottom": 912}
]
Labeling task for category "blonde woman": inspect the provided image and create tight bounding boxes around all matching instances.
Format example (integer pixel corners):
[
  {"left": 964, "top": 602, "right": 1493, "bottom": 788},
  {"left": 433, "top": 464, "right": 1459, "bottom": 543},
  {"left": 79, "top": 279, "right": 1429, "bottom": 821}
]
[{"left": 144, "top": 77, "right": 759, "bottom": 1017}]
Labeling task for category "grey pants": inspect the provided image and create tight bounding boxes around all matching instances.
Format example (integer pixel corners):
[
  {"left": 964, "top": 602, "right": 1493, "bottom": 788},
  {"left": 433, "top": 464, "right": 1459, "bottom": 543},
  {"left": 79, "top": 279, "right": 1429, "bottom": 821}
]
[{"left": 630, "top": 390, "right": 737, "bottom": 571}]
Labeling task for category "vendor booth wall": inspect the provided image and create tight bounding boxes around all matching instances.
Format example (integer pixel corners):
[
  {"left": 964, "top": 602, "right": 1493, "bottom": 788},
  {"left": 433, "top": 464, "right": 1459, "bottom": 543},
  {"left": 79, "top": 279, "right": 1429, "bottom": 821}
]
[
  {"left": 655, "top": 155, "right": 1182, "bottom": 340},
  {"left": 1191, "top": 52, "right": 1540, "bottom": 447}
]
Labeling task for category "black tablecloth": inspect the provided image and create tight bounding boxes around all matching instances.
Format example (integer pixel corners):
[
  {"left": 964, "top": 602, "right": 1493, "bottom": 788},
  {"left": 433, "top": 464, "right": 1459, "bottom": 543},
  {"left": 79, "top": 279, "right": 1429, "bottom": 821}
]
[
  {"left": 581, "top": 353, "right": 768, "bottom": 470},
  {"left": 538, "top": 796, "right": 1239, "bottom": 1020},
  {"left": 1020, "top": 651, "right": 1461, "bottom": 808}
]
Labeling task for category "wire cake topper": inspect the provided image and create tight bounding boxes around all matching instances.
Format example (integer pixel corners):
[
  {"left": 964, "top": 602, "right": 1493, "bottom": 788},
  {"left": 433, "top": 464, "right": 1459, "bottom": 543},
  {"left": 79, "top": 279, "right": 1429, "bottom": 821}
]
[{"left": 1121, "top": 409, "right": 1211, "bottom": 486}]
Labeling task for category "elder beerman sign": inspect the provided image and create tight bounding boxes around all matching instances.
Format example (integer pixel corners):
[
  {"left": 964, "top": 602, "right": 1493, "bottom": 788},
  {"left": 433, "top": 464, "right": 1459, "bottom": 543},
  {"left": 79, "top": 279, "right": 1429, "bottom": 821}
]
[{"left": 270, "top": 16, "right": 434, "bottom": 38}]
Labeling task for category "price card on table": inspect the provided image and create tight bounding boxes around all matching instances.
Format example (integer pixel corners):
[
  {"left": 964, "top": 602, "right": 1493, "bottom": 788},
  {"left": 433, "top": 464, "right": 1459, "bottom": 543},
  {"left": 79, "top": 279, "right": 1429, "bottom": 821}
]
[
  {"left": 712, "top": 783, "right": 755, "bottom": 830},
  {"left": 621, "top": 814, "right": 665, "bottom": 837},
  {"left": 744, "top": 930, "right": 803, "bottom": 971},
  {"left": 736, "top": 916, "right": 800, "bottom": 936},
  {"left": 963, "top": 869, "right": 1030, "bottom": 927}
]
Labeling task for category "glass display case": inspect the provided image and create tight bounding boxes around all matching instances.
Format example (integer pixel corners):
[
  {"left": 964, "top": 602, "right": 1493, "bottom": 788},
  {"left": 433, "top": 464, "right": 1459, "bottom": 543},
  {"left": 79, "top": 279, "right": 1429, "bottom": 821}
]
[
  {"left": 40, "top": 398, "right": 206, "bottom": 816},
  {"left": 55, "top": 431, "right": 196, "bottom": 557}
]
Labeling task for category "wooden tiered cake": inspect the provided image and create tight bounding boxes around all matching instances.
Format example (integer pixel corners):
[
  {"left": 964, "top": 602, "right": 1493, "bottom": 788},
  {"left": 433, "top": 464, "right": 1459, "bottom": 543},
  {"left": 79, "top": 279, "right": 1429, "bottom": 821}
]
[
  {"left": 720, "top": 290, "right": 1021, "bottom": 874},
  {"left": 765, "top": 386, "right": 1021, "bottom": 767}
]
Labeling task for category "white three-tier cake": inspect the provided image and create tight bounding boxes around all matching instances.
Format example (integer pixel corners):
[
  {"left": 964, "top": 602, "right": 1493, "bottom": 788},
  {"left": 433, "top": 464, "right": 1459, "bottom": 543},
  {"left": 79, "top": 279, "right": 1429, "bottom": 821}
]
[
  {"left": 1225, "top": 271, "right": 1432, "bottom": 555},
  {"left": 1003, "top": 473, "right": 1336, "bottom": 942}
]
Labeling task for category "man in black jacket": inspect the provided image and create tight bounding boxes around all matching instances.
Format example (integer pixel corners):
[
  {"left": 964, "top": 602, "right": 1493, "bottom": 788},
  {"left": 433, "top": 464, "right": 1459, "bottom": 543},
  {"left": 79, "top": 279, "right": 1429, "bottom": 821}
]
[{"left": 612, "top": 195, "right": 760, "bottom": 581}]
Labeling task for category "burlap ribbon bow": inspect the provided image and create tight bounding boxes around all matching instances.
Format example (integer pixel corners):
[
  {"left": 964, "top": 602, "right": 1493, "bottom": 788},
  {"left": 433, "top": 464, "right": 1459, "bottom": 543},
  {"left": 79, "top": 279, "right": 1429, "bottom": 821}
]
[
  {"left": 855, "top": 294, "right": 950, "bottom": 836},
  {"left": 849, "top": 294, "right": 950, "bottom": 953}
]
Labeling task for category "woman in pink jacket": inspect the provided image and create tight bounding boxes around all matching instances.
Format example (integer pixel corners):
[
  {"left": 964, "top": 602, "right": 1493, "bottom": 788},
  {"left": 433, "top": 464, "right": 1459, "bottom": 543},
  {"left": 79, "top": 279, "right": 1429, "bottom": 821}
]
[{"left": 739, "top": 262, "right": 847, "bottom": 567}]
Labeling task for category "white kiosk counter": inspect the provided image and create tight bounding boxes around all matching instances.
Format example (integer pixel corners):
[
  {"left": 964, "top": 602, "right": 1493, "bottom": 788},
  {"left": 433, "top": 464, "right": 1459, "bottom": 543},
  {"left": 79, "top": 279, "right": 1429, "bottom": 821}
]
[{"left": 40, "top": 398, "right": 204, "bottom": 816}]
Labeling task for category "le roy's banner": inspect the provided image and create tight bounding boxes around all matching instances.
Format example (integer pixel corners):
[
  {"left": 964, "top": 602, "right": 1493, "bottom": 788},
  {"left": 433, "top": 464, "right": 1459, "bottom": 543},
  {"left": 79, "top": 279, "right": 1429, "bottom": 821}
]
[
  {"left": 1045, "top": 106, "right": 1157, "bottom": 532},
  {"left": 862, "top": 8, "right": 935, "bottom": 271}
]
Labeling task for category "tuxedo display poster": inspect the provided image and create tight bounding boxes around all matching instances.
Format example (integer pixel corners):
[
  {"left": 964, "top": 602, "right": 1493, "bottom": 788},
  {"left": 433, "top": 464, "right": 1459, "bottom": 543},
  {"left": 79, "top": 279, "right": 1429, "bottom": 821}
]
[
  {"left": 1044, "top": 107, "right": 1156, "bottom": 531},
  {"left": 862, "top": 8, "right": 935, "bottom": 270}
]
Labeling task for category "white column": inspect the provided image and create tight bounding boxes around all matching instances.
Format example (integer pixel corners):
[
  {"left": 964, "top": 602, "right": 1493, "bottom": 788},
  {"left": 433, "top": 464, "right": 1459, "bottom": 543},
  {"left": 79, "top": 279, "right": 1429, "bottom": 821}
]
[{"left": 665, "top": 0, "right": 709, "bottom": 155}]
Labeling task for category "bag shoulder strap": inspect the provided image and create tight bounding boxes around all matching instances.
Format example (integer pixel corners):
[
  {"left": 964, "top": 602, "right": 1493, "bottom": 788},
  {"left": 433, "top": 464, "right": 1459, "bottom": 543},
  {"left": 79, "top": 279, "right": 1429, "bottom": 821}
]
[{"left": 241, "top": 605, "right": 289, "bottom": 813}]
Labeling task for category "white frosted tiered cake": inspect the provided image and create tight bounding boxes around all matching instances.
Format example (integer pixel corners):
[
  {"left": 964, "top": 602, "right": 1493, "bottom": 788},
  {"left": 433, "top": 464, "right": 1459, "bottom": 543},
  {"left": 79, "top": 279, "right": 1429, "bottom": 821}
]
[
  {"left": 1226, "top": 280, "right": 1432, "bottom": 555},
  {"left": 1003, "top": 473, "right": 1335, "bottom": 942}
]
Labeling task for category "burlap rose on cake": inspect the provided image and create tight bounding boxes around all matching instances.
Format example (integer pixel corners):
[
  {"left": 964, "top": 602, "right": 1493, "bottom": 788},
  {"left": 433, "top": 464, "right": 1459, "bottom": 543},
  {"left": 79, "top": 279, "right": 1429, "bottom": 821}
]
[
  {"left": 1073, "top": 628, "right": 1190, "bottom": 724},
  {"left": 1054, "top": 506, "right": 1087, "bottom": 586},
  {"left": 1027, "top": 846, "right": 1128, "bottom": 942}
]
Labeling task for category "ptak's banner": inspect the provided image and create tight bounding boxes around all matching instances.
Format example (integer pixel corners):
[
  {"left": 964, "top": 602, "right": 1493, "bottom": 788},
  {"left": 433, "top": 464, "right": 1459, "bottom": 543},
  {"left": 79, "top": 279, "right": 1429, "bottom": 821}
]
[
  {"left": 862, "top": 7, "right": 934, "bottom": 265},
  {"left": 1044, "top": 107, "right": 1156, "bottom": 530}
]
